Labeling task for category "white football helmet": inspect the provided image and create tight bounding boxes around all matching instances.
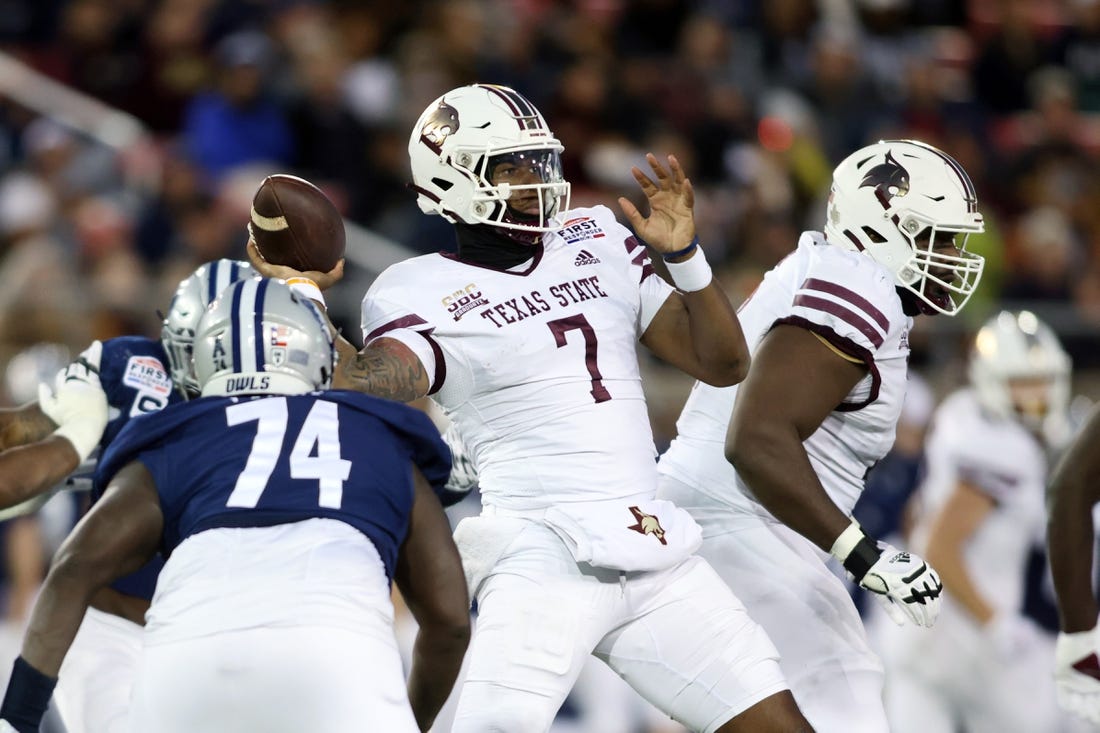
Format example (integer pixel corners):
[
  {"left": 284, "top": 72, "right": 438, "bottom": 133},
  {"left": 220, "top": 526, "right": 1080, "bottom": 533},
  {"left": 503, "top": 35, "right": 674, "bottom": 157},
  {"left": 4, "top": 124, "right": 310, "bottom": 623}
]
[
  {"left": 825, "top": 139, "right": 985, "bottom": 316},
  {"left": 194, "top": 278, "right": 335, "bottom": 397},
  {"left": 969, "top": 310, "right": 1071, "bottom": 436},
  {"left": 161, "top": 259, "right": 258, "bottom": 397},
  {"left": 408, "top": 83, "right": 570, "bottom": 240}
]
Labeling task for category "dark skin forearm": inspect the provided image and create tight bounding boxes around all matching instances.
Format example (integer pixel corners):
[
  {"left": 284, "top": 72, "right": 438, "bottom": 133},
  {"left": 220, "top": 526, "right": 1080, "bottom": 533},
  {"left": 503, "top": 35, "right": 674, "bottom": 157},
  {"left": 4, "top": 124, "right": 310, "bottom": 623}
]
[
  {"left": 642, "top": 281, "right": 749, "bottom": 387},
  {"left": 1048, "top": 407, "right": 1100, "bottom": 632},
  {"left": 334, "top": 338, "right": 430, "bottom": 403},
  {"left": 678, "top": 279, "right": 750, "bottom": 385},
  {"left": 725, "top": 324, "right": 867, "bottom": 553},
  {"left": 396, "top": 470, "right": 470, "bottom": 730},
  {"left": 0, "top": 403, "right": 56, "bottom": 452},
  {"left": 0, "top": 436, "right": 80, "bottom": 510},
  {"left": 21, "top": 462, "right": 162, "bottom": 677},
  {"left": 1048, "top": 489, "right": 1097, "bottom": 633},
  {"left": 406, "top": 626, "right": 469, "bottom": 731},
  {"left": 22, "top": 562, "right": 102, "bottom": 677},
  {"left": 729, "top": 420, "right": 853, "bottom": 551}
]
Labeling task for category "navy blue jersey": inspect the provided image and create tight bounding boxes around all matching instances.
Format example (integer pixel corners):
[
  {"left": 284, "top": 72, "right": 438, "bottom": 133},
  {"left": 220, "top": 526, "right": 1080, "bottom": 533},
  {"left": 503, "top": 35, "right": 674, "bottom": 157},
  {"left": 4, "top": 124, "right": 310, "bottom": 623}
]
[
  {"left": 96, "top": 391, "right": 451, "bottom": 580},
  {"left": 95, "top": 336, "right": 185, "bottom": 449},
  {"left": 73, "top": 336, "right": 182, "bottom": 598}
]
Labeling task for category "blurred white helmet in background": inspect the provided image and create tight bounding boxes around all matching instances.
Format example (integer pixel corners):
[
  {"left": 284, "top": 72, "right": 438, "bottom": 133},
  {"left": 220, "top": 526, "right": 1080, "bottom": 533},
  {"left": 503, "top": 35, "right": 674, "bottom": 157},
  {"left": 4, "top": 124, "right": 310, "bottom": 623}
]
[{"left": 968, "top": 309, "right": 1071, "bottom": 440}]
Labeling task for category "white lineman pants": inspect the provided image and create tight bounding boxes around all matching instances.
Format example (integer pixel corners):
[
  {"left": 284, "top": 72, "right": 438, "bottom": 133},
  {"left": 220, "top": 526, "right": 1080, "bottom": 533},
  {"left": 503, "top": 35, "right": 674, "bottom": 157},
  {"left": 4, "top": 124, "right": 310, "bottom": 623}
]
[
  {"left": 129, "top": 624, "right": 417, "bottom": 733},
  {"left": 53, "top": 608, "right": 142, "bottom": 733},
  {"left": 658, "top": 477, "right": 889, "bottom": 733},
  {"left": 130, "top": 520, "right": 419, "bottom": 733},
  {"left": 451, "top": 516, "right": 788, "bottom": 733}
]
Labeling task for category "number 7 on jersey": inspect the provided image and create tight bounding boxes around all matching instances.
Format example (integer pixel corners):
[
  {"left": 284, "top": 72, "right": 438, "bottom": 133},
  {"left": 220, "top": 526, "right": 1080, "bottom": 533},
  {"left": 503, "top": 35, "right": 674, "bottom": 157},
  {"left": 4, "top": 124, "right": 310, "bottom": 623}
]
[{"left": 548, "top": 314, "right": 611, "bottom": 403}]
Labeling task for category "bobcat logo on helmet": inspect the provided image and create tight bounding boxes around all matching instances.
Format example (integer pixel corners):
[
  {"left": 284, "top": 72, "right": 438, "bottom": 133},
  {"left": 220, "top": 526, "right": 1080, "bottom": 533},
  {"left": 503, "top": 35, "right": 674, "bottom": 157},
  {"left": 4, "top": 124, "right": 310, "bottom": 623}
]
[
  {"left": 859, "top": 150, "right": 910, "bottom": 207},
  {"left": 420, "top": 101, "right": 460, "bottom": 153},
  {"left": 627, "top": 506, "right": 667, "bottom": 546}
]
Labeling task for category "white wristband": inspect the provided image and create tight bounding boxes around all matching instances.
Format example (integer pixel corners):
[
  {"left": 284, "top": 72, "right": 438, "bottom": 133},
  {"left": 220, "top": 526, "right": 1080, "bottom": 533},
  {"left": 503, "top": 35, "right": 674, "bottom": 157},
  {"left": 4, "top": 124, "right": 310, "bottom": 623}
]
[
  {"left": 665, "top": 249, "right": 713, "bottom": 293},
  {"left": 830, "top": 520, "right": 866, "bottom": 562},
  {"left": 286, "top": 277, "right": 326, "bottom": 308}
]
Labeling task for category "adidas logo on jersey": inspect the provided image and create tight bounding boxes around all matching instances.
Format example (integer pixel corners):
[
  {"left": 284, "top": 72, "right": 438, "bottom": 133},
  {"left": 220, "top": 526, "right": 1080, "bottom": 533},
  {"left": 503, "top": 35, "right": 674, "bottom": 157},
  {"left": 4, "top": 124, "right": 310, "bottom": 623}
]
[{"left": 574, "top": 249, "right": 600, "bottom": 266}]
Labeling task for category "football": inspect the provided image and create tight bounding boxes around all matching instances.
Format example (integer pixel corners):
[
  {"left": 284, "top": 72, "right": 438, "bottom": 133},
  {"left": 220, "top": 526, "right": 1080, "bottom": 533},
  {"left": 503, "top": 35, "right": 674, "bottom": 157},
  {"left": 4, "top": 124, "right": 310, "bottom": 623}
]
[{"left": 249, "top": 174, "right": 346, "bottom": 273}]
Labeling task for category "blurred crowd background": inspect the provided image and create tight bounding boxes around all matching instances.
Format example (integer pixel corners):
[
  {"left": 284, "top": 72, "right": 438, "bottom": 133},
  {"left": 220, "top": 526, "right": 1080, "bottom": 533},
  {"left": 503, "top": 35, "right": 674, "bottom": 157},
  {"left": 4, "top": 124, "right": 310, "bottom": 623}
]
[
  {"left": 0, "top": 0, "right": 1098, "bottom": 730},
  {"left": 2, "top": 0, "right": 1100, "bottom": 436}
]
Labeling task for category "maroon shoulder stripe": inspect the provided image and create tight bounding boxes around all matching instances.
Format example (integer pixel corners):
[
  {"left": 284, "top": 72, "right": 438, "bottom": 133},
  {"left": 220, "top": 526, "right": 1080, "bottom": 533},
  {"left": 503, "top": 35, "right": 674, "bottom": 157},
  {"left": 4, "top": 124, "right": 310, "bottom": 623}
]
[
  {"left": 792, "top": 294, "right": 885, "bottom": 348},
  {"left": 366, "top": 314, "right": 430, "bottom": 341},
  {"left": 365, "top": 314, "right": 446, "bottom": 394},
  {"left": 773, "top": 315, "right": 881, "bottom": 411},
  {"left": 801, "top": 278, "right": 890, "bottom": 332}
]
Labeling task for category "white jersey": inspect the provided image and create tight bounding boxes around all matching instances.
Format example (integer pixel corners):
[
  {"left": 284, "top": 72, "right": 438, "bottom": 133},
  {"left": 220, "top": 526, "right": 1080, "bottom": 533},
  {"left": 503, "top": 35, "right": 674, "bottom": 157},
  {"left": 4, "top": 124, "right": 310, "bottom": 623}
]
[
  {"left": 658, "top": 231, "right": 912, "bottom": 518},
  {"left": 362, "top": 205, "right": 674, "bottom": 511},
  {"left": 910, "top": 388, "right": 1047, "bottom": 620}
]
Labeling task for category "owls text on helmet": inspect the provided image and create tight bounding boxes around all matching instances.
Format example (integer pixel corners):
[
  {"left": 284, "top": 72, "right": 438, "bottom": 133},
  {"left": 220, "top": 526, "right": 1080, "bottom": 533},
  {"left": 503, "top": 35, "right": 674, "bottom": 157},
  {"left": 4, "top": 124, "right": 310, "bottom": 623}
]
[
  {"left": 193, "top": 278, "right": 335, "bottom": 397},
  {"left": 161, "top": 259, "right": 259, "bottom": 397},
  {"left": 824, "top": 139, "right": 985, "bottom": 316},
  {"left": 408, "top": 84, "right": 570, "bottom": 242}
]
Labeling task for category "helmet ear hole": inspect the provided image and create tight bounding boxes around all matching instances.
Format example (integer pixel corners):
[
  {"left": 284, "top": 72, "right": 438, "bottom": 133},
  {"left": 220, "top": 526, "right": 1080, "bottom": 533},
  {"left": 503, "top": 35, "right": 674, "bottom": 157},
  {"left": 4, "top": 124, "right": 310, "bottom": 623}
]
[
  {"left": 432, "top": 178, "right": 454, "bottom": 191},
  {"left": 861, "top": 226, "right": 887, "bottom": 243}
]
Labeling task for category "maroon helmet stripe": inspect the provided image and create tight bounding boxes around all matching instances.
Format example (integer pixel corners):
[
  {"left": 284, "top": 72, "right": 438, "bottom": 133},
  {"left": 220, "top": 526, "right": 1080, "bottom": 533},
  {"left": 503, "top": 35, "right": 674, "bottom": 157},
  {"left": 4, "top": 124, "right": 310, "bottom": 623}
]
[
  {"left": 792, "top": 294, "right": 885, "bottom": 348},
  {"left": 477, "top": 84, "right": 544, "bottom": 130},
  {"left": 802, "top": 278, "right": 890, "bottom": 331},
  {"left": 479, "top": 84, "right": 520, "bottom": 115}
]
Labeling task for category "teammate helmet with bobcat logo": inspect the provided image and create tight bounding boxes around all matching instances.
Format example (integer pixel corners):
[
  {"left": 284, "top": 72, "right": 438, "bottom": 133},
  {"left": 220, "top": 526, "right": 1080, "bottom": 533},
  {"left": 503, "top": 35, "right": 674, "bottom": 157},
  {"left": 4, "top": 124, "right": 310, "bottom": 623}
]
[
  {"left": 161, "top": 259, "right": 258, "bottom": 397},
  {"left": 408, "top": 83, "right": 570, "bottom": 241},
  {"left": 824, "top": 139, "right": 985, "bottom": 316},
  {"left": 193, "top": 278, "right": 335, "bottom": 397},
  {"left": 969, "top": 309, "right": 1070, "bottom": 434}
]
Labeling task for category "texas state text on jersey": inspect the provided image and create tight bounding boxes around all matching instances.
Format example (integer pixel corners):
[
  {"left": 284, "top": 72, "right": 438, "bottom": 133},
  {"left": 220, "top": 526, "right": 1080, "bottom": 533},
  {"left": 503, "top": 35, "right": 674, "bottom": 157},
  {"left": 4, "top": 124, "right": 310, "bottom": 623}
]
[{"left": 361, "top": 205, "right": 675, "bottom": 511}]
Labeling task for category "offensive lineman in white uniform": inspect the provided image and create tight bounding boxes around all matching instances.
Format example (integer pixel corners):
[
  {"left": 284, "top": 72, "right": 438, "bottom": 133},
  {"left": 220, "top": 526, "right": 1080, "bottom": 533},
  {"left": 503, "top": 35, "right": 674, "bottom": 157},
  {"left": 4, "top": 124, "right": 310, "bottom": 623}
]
[
  {"left": 875, "top": 310, "right": 1069, "bottom": 733},
  {"left": 657, "top": 139, "right": 986, "bottom": 732},
  {"left": 249, "top": 83, "right": 811, "bottom": 732}
]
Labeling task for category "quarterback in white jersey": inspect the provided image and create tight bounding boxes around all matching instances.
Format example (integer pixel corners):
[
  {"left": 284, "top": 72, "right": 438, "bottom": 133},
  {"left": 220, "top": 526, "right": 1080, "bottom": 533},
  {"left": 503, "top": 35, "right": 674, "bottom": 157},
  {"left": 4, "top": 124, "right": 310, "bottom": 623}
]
[
  {"left": 658, "top": 139, "right": 985, "bottom": 732},
  {"left": 250, "top": 83, "right": 811, "bottom": 733},
  {"left": 364, "top": 203, "right": 681, "bottom": 511}
]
